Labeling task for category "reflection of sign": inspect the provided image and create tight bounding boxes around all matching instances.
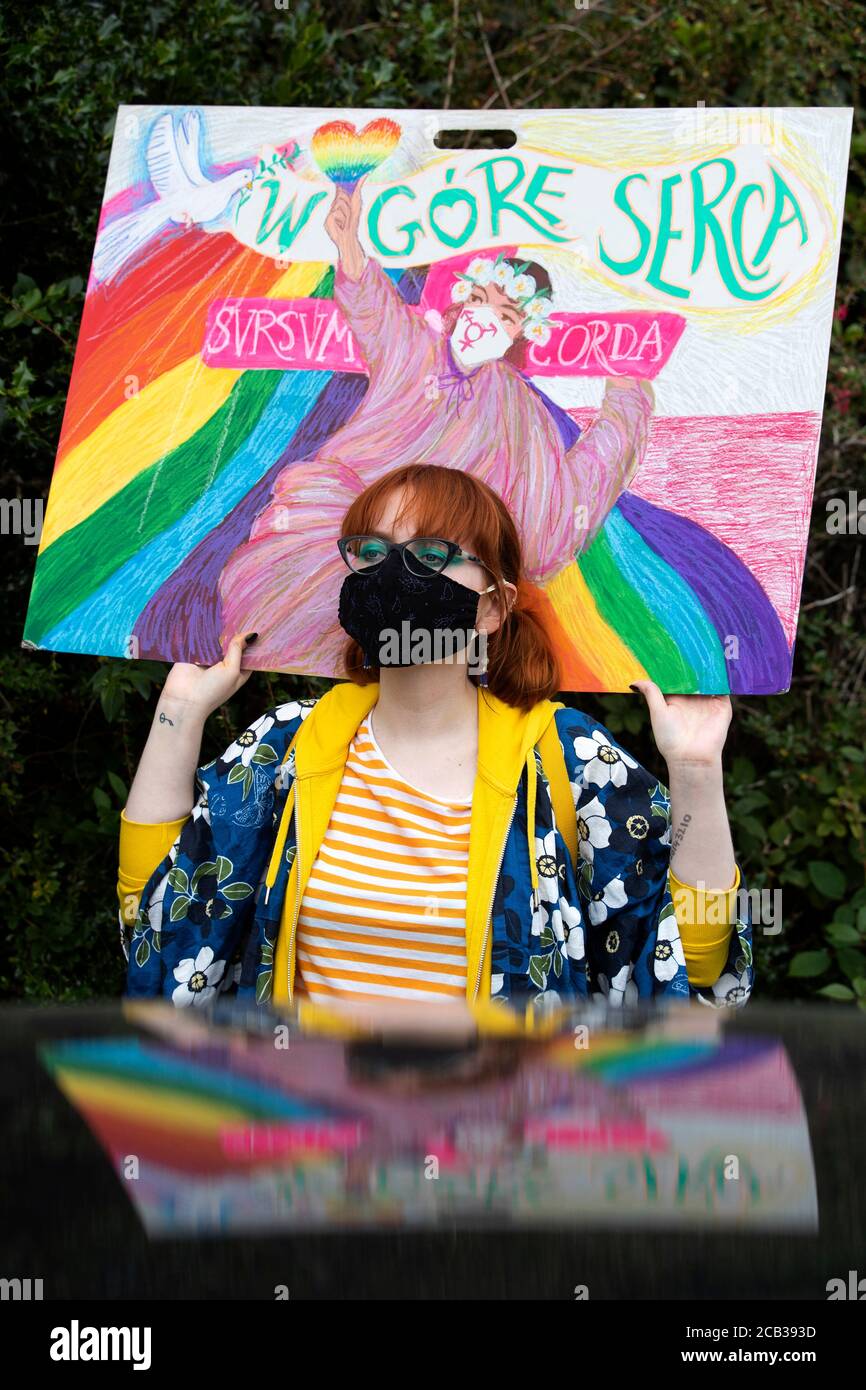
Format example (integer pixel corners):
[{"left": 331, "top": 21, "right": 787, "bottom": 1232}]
[
  {"left": 203, "top": 296, "right": 685, "bottom": 378},
  {"left": 39, "top": 1026, "right": 818, "bottom": 1235}
]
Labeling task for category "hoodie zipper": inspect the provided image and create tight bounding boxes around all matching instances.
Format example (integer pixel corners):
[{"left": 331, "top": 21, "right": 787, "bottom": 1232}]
[
  {"left": 473, "top": 791, "right": 518, "bottom": 1001},
  {"left": 286, "top": 784, "right": 303, "bottom": 1006}
]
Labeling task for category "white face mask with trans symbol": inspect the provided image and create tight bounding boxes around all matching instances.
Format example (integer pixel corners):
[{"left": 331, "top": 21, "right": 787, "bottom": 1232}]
[{"left": 449, "top": 305, "right": 513, "bottom": 368}]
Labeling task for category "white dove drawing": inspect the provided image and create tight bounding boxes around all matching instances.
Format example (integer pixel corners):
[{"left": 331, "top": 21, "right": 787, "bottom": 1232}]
[{"left": 92, "top": 111, "right": 252, "bottom": 284}]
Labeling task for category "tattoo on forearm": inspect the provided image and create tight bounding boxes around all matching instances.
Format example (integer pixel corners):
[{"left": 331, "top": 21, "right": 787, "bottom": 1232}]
[
  {"left": 159, "top": 711, "right": 174, "bottom": 726},
  {"left": 669, "top": 812, "right": 692, "bottom": 862}
]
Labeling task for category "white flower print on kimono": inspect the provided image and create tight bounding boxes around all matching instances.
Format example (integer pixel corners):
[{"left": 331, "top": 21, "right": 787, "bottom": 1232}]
[
  {"left": 550, "top": 896, "right": 585, "bottom": 961},
  {"left": 534, "top": 830, "right": 561, "bottom": 903},
  {"left": 587, "top": 874, "right": 628, "bottom": 925},
  {"left": 123, "top": 863, "right": 169, "bottom": 963},
  {"left": 596, "top": 963, "right": 638, "bottom": 1007},
  {"left": 696, "top": 970, "right": 750, "bottom": 1008},
  {"left": 172, "top": 946, "right": 226, "bottom": 1008},
  {"left": 189, "top": 795, "right": 211, "bottom": 826},
  {"left": 221, "top": 713, "right": 278, "bottom": 768},
  {"left": 575, "top": 795, "right": 612, "bottom": 865},
  {"left": 142, "top": 870, "right": 168, "bottom": 935},
  {"left": 652, "top": 908, "right": 687, "bottom": 982},
  {"left": 574, "top": 729, "right": 639, "bottom": 789},
  {"left": 529, "top": 891, "right": 547, "bottom": 938},
  {"left": 221, "top": 702, "right": 304, "bottom": 768}
]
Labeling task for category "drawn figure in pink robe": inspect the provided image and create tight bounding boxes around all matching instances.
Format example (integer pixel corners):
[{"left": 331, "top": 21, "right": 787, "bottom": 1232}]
[{"left": 219, "top": 180, "right": 655, "bottom": 673}]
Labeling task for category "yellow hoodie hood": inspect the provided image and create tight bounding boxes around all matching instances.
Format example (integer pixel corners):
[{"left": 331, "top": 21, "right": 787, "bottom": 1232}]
[{"left": 269, "top": 681, "right": 563, "bottom": 1008}]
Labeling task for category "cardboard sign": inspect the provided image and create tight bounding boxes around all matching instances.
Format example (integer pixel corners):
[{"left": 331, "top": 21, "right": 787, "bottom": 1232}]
[{"left": 24, "top": 106, "right": 852, "bottom": 692}]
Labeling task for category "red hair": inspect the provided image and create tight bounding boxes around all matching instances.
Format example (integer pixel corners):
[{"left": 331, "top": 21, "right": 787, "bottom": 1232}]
[{"left": 340, "top": 464, "right": 561, "bottom": 711}]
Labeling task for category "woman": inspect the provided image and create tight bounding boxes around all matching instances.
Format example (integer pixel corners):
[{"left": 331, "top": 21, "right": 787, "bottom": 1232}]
[
  {"left": 120, "top": 464, "right": 753, "bottom": 1022},
  {"left": 216, "top": 179, "right": 655, "bottom": 676}
]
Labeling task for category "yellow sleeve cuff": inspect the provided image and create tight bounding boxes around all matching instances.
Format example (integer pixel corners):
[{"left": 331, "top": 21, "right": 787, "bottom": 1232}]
[
  {"left": 669, "top": 864, "right": 740, "bottom": 988},
  {"left": 118, "top": 808, "right": 189, "bottom": 914}
]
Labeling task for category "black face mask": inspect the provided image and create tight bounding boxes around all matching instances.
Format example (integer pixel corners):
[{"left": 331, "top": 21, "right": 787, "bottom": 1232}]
[{"left": 338, "top": 547, "right": 488, "bottom": 668}]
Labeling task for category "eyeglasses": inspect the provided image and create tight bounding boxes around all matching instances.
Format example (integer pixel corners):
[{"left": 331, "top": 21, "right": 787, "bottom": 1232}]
[{"left": 338, "top": 535, "right": 486, "bottom": 577}]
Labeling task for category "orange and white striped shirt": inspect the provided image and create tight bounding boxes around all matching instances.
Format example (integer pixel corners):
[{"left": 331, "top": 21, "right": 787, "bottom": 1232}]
[{"left": 295, "top": 713, "right": 472, "bottom": 1004}]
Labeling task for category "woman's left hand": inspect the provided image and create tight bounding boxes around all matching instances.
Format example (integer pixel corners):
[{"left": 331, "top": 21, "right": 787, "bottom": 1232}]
[{"left": 631, "top": 680, "right": 732, "bottom": 771}]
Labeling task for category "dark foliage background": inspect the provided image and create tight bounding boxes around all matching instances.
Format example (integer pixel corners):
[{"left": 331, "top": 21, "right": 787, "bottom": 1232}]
[{"left": 0, "top": 0, "right": 863, "bottom": 1003}]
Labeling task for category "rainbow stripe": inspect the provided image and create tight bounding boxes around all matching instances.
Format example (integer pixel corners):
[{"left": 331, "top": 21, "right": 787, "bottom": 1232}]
[
  {"left": 38, "top": 1029, "right": 742, "bottom": 1178},
  {"left": 40, "top": 1037, "right": 342, "bottom": 1177}
]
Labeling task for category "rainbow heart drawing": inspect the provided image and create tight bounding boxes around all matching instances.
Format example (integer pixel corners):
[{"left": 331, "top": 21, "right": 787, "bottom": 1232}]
[{"left": 310, "top": 117, "right": 401, "bottom": 191}]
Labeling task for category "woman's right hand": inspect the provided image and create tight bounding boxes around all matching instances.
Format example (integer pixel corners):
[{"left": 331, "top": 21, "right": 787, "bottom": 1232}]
[
  {"left": 160, "top": 632, "right": 256, "bottom": 721},
  {"left": 125, "top": 634, "right": 257, "bottom": 824}
]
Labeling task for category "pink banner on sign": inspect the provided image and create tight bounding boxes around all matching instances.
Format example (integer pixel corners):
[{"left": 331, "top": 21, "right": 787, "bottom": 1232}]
[
  {"left": 202, "top": 297, "right": 365, "bottom": 372},
  {"left": 220, "top": 1121, "right": 365, "bottom": 1158},
  {"left": 522, "top": 1120, "right": 669, "bottom": 1152},
  {"left": 524, "top": 309, "right": 685, "bottom": 378},
  {"left": 202, "top": 295, "right": 685, "bottom": 378}
]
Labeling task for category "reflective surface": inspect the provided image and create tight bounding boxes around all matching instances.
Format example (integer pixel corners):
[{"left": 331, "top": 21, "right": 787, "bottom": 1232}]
[{"left": 1, "top": 1000, "right": 864, "bottom": 1299}]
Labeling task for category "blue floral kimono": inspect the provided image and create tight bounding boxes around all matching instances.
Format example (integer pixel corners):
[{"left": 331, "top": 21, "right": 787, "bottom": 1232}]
[{"left": 123, "top": 689, "right": 754, "bottom": 1014}]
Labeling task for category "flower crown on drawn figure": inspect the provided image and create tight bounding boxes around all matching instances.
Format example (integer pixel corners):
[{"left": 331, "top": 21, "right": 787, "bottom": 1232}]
[{"left": 450, "top": 253, "right": 558, "bottom": 347}]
